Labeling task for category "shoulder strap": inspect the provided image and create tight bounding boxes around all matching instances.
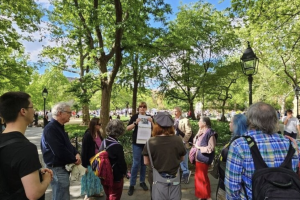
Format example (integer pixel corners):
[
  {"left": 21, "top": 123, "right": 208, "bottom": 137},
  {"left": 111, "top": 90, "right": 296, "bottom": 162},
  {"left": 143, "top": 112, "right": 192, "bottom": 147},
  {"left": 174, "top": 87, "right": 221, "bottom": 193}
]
[
  {"left": 244, "top": 136, "right": 294, "bottom": 170},
  {"left": 244, "top": 136, "right": 268, "bottom": 169},
  {"left": 0, "top": 138, "right": 27, "bottom": 149},
  {"left": 146, "top": 140, "right": 155, "bottom": 169},
  {"left": 103, "top": 139, "right": 119, "bottom": 151}
]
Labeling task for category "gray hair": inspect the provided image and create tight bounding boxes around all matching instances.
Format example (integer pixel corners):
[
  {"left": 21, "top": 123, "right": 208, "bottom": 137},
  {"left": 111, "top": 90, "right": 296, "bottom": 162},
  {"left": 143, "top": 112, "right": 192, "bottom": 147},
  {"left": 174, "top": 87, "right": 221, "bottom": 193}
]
[
  {"left": 174, "top": 106, "right": 182, "bottom": 114},
  {"left": 246, "top": 102, "right": 278, "bottom": 134},
  {"left": 52, "top": 102, "right": 71, "bottom": 118},
  {"left": 106, "top": 119, "right": 125, "bottom": 137}
]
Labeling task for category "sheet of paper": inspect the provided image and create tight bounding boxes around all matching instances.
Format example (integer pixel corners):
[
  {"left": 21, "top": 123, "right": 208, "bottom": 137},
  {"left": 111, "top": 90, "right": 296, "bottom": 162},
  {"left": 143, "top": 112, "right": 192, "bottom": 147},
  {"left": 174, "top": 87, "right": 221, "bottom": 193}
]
[
  {"left": 138, "top": 115, "right": 151, "bottom": 128},
  {"left": 136, "top": 127, "right": 151, "bottom": 144}
]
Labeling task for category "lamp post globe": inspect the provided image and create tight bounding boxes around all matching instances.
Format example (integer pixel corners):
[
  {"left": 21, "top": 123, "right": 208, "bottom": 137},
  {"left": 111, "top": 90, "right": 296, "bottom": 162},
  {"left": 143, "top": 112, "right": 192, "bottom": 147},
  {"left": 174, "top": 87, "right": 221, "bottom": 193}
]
[
  {"left": 42, "top": 88, "right": 48, "bottom": 127},
  {"left": 240, "top": 41, "right": 259, "bottom": 106}
]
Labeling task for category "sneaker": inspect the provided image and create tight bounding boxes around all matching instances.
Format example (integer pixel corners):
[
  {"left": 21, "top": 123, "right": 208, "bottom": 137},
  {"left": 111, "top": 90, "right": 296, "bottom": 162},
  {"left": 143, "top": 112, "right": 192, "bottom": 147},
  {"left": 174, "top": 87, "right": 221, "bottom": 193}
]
[
  {"left": 140, "top": 182, "right": 149, "bottom": 191},
  {"left": 91, "top": 192, "right": 104, "bottom": 197},
  {"left": 128, "top": 186, "right": 134, "bottom": 196}
]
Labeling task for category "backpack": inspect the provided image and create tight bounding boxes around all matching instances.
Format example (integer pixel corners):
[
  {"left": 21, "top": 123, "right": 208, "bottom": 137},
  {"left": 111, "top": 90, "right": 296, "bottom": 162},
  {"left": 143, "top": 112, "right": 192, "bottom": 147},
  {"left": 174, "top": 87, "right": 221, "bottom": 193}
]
[
  {"left": 244, "top": 136, "right": 300, "bottom": 200},
  {"left": 0, "top": 138, "right": 27, "bottom": 200},
  {"left": 89, "top": 139, "right": 119, "bottom": 187},
  {"left": 146, "top": 141, "right": 181, "bottom": 200}
]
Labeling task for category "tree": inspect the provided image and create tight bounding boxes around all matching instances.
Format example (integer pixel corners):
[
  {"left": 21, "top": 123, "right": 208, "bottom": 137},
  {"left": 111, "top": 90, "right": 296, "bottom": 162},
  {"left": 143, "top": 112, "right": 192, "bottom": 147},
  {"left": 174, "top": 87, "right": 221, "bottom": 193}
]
[
  {"left": 25, "top": 68, "right": 73, "bottom": 111},
  {"left": 231, "top": 0, "right": 300, "bottom": 103},
  {"left": 156, "top": 1, "right": 239, "bottom": 119},
  {"left": 43, "top": 0, "right": 171, "bottom": 130},
  {"left": 0, "top": 0, "right": 43, "bottom": 90}
]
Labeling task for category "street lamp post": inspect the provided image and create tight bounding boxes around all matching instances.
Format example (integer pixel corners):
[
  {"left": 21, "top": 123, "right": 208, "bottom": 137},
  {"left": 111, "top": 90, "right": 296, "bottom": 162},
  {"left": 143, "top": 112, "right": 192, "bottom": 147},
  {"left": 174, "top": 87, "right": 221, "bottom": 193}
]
[
  {"left": 42, "top": 88, "right": 48, "bottom": 127},
  {"left": 240, "top": 41, "right": 259, "bottom": 106},
  {"left": 294, "top": 85, "right": 300, "bottom": 119}
]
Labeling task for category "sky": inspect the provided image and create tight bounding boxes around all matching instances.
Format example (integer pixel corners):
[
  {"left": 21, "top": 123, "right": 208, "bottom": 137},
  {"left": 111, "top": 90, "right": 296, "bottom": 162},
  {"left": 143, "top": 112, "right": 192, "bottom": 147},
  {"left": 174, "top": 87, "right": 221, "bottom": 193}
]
[{"left": 27, "top": 0, "right": 231, "bottom": 77}]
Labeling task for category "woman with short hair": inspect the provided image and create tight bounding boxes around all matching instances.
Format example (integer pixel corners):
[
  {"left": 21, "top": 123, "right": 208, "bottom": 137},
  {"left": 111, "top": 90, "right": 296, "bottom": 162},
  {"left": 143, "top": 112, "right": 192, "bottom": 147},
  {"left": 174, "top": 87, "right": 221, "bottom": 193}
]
[
  {"left": 99, "top": 119, "right": 127, "bottom": 200},
  {"left": 142, "top": 112, "right": 186, "bottom": 199}
]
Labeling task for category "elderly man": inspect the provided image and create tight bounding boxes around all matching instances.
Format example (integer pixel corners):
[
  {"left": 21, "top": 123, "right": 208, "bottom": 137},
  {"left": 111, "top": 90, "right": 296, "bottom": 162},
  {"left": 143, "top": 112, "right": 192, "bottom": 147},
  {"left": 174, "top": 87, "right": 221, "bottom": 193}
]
[
  {"left": 173, "top": 106, "right": 192, "bottom": 184},
  {"left": 41, "top": 102, "right": 81, "bottom": 200},
  {"left": 0, "top": 92, "right": 52, "bottom": 200},
  {"left": 225, "top": 102, "right": 300, "bottom": 199}
]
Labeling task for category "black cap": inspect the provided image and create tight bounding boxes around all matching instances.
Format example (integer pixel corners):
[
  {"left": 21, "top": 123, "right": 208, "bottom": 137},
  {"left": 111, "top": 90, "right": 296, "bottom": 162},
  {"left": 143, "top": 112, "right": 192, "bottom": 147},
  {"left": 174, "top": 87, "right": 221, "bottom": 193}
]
[{"left": 154, "top": 112, "right": 174, "bottom": 128}]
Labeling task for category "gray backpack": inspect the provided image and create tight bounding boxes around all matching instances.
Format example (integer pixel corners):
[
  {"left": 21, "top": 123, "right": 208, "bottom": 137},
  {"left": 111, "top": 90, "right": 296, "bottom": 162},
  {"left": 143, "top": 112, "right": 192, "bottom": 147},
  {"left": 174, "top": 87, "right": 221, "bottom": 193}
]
[{"left": 146, "top": 141, "right": 181, "bottom": 200}]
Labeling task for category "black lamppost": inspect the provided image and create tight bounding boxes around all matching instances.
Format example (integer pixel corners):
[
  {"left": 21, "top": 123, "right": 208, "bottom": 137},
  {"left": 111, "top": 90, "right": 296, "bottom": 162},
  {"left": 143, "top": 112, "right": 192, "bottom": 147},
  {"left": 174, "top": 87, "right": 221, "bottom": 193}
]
[
  {"left": 42, "top": 88, "right": 48, "bottom": 127},
  {"left": 294, "top": 85, "right": 300, "bottom": 119},
  {"left": 241, "top": 41, "right": 259, "bottom": 106}
]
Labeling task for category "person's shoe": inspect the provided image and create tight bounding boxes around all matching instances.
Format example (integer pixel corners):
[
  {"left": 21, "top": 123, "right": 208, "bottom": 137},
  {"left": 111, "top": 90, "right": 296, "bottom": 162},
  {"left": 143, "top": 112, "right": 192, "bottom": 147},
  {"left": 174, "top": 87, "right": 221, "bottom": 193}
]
[
  {"left": 128, "top": 186, "right": 134, "bottom": 196},
  {"left": 181, "top": 175, "right": 185, "bottom": 182},
  {"left": 140, "top": 182, "right": 149, "bottom": 191},
  {"left": 91, "top": 192, "right": 104, "bottom": 197},
  {"left": 185, "top": 170, "right": 192, "bottom": 184}
]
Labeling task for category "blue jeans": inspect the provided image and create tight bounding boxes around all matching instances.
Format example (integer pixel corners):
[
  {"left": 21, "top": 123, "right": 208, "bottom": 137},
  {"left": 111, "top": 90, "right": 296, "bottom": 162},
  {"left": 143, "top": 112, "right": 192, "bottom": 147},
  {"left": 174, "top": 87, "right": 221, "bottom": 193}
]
[
  {"left": 48, "top": 166, "right": 70, "bottom": 200},
  {"left": 130, "top": 144, "right": 146, "bottom": 186},
  {"left": 180, "top": 147, "right": 190, "bottom": 176}
]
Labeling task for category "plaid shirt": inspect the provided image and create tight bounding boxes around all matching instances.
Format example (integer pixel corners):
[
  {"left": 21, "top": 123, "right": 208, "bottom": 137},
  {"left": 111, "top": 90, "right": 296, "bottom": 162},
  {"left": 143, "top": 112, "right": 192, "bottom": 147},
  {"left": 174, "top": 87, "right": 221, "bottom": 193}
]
[{"left": 225, "top": 130, "right": 300, "bottom": 200}]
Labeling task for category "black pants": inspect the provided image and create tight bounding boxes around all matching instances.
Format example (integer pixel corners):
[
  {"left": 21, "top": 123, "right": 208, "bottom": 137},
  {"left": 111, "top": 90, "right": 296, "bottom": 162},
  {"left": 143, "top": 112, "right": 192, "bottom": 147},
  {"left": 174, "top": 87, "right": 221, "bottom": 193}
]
[{"left": 284, "top": 131, "right": 297, "bottom": 139}]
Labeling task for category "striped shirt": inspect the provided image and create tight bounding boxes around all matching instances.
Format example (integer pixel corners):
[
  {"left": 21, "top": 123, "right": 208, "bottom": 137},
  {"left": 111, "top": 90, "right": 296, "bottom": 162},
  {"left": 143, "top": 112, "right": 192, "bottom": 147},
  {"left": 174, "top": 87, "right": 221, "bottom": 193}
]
[{"left": 224, "top": 130, "right": 300, "bottom": 200}]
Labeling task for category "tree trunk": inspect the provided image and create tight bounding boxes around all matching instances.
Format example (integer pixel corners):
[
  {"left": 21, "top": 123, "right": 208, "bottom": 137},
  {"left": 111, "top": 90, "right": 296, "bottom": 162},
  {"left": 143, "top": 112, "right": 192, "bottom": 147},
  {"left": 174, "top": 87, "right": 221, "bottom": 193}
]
[
  {"left": 220, "top": 100, "right": 226, "bottom": 122},
  {"left": 132, "top": 80, "right": 138, "bottom": 115},
  {"left": 81, "top": 103, "right": 90, "bottom": 125},
  {"left": 100, "top": 83, "right": 112, "bottom": 136},
  {"left": 189, "top": 101, "right": 196, "bottom": 120}
]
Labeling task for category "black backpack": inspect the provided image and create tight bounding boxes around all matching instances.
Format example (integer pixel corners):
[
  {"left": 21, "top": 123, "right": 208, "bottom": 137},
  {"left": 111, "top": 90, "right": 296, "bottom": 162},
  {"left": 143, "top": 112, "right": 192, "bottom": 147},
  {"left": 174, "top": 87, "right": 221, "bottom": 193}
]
[
  {"left": 244, "top": 136, "right": 300, "bottom": 200},
  {"left": 0, "top": 138, "right": 27, "bottom": 200}
]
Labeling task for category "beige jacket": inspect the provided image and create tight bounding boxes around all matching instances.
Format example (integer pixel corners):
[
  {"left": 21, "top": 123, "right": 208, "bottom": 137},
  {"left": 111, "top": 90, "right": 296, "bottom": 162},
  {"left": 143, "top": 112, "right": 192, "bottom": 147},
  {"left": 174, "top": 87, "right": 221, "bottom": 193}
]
[{"left": 176, "top": 117, "right": 192, "bottom": 148}]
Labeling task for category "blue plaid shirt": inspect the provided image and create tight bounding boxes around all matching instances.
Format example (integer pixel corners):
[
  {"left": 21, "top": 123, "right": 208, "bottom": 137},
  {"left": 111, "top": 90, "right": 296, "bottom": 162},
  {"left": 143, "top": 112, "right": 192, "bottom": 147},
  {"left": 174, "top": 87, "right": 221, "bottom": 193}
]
[{"left": 225, "top": 130, "right": 300, "bottom": 200}]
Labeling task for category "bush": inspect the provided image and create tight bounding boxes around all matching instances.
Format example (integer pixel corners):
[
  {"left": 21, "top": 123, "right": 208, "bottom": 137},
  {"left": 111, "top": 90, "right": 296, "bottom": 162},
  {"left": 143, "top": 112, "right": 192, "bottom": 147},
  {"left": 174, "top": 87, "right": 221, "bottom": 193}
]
[{"left": 65, "top": 119, "right": 232, "bottom": 167}]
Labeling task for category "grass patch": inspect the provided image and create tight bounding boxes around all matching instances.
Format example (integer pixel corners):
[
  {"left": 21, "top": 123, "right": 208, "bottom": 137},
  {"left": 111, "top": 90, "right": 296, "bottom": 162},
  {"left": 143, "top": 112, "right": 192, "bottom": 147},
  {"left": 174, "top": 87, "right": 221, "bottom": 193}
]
[{"left": 65, "top": 124, "right": 88, "bottom": 139}]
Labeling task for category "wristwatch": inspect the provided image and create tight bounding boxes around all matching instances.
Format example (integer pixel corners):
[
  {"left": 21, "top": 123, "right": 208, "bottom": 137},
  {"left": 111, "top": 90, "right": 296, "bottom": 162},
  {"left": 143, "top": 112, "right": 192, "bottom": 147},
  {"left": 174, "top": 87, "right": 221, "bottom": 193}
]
[{"left": 134, "top": 122, "right": 137, "bottom": 126}]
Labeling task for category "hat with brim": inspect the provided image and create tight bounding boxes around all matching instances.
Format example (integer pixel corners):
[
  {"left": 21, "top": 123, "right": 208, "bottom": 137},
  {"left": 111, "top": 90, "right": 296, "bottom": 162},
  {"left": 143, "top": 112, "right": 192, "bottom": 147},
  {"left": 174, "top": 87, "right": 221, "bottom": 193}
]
[{"left": 154, "top": 112, "right": 174, "bottom": 128}]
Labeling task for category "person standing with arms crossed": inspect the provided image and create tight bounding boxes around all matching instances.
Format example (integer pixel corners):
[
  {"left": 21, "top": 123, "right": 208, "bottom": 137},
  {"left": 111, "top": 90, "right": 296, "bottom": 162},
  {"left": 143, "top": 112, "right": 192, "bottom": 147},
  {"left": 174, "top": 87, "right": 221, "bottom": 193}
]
[
  {"left": 41, "top": 102, "right": 81, "bottom": 200},
  {"left": 126, "top": 101, "right": 152, "bottom": 196},
  {"left": 173, "top": 106, "right": 193, "bottom": 184}
]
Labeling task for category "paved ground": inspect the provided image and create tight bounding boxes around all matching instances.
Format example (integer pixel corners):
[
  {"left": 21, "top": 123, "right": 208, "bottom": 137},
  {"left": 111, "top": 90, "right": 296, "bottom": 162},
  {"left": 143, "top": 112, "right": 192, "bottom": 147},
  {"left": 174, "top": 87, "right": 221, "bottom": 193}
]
[{"left": 26, "top": 119, "right": 219, "bottom": 200}]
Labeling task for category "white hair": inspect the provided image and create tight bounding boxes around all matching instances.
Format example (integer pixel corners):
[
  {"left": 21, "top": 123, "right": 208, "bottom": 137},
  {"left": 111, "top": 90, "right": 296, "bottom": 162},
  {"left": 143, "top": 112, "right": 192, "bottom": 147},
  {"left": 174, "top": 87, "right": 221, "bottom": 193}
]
[{"left": 52, "top": 102, "right": 72, "bottom": 118}]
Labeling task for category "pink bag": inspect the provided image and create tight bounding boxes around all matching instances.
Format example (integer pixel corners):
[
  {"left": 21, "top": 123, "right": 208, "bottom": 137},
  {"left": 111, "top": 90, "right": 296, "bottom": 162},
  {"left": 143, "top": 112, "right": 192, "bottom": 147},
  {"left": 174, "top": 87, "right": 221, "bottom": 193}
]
[{"left": 189, "top": 136, "right": 199, "bottom": 164}]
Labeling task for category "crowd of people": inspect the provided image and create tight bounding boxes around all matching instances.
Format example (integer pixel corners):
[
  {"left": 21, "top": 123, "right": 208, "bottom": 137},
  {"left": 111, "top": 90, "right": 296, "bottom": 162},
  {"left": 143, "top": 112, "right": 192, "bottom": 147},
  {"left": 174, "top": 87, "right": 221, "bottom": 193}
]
[{"left": 1, "top": 91, "right": 300, "bottom": 200}]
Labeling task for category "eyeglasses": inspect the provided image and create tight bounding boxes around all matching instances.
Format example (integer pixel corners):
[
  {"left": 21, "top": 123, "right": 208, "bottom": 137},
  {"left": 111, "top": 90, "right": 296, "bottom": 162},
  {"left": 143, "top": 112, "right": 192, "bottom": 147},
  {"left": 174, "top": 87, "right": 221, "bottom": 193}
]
[
  {"left": 62, "top": 111, "right": 72, "bottom": 114},
  {"left": 96, "top": 123, "right": 101, "bottom": 126},
  {"left": 26, "top": 106, "right": 34, "bottom": 109},
  {"left": 139, "top": 106, "right": 147, "bottom": 108}
]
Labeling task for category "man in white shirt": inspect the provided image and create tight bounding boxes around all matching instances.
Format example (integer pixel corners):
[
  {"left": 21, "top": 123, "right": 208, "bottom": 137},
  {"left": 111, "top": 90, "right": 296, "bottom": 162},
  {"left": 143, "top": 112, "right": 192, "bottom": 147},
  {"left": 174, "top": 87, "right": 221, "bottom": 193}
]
[{"left": 282, "top": 109, "right": 300, "bottom": 139}]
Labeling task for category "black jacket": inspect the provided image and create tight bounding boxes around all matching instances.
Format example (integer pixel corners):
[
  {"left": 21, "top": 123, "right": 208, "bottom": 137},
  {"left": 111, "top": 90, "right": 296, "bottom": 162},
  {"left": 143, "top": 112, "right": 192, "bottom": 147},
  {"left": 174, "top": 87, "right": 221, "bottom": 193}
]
[
  {"left": 81, "top": 129, "right": 103, "bottom": 168},
  {"left": 99, "top": 136, "right": 127, "bottom": 181}
]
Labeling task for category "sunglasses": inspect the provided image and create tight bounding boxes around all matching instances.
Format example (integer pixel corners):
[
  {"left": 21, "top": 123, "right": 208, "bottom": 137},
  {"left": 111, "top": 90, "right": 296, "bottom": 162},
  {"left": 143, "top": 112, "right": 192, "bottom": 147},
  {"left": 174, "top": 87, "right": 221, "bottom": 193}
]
[
  {"left": 139, "top": 106, "right": 147, "bottom": 108},
  {"left": 96, "top": 123, "right": 101, "bottom": 126}
]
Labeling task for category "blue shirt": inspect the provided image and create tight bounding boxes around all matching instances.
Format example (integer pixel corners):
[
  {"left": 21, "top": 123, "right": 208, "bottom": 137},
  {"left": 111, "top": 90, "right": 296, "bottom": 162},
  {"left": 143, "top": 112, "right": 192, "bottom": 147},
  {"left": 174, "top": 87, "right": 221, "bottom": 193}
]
[
  {"left": 41, "top": 119, "right": 78, "bottom": 166},
  {"left": 225, "top": 130, "right": 300, "bottom": 200}
]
